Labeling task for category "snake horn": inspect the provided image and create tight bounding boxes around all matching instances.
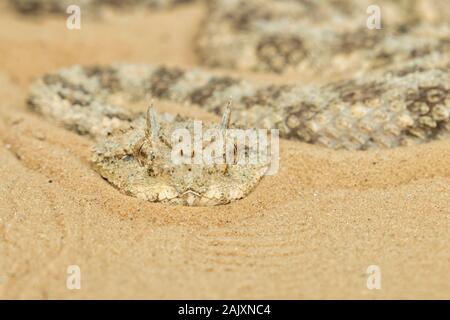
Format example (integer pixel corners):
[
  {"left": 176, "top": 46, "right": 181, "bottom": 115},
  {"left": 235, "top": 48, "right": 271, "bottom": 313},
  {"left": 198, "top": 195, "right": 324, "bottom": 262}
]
[
  {"left": 220, "top": 100, "right": 232, "bottom": 130},
  {"left": 146, "top": 102, "right": 159, "bottom": 140}
]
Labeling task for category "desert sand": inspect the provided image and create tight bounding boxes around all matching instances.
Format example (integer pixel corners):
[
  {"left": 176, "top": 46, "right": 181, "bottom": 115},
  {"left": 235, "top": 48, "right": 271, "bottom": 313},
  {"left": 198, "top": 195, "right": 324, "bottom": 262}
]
[{"left": 0, "top": 2, "right": 448, "bottom": 299}]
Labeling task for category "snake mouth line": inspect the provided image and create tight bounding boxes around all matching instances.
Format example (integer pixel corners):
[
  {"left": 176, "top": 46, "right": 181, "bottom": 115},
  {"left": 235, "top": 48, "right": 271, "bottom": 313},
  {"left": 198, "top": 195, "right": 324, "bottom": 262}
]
[{"left": 178, "top": 190, "right": 218, "bottom": 206}]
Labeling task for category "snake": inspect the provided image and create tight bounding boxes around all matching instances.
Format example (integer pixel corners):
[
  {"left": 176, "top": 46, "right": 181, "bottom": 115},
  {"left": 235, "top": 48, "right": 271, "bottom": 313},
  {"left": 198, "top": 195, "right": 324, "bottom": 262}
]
[
  {"left": 8, "top": 0, "right": 193, "bottom": 13},
  {"left": 9, "top": 0, "right": 450, "bottom": 205},
  {"left": 197, "top": 0, "right": 450, "bottom": 73}
]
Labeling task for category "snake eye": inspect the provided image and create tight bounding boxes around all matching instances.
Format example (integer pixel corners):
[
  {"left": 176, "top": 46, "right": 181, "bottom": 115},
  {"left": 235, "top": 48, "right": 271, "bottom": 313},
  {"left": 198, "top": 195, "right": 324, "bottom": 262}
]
[{"left": 139, "top": 146, "right": 147, "bottom": 158}]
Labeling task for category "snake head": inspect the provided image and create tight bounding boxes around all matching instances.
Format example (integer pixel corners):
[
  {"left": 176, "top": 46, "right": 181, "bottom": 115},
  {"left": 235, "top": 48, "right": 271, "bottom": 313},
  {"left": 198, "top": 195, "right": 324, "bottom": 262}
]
[{"left": 92, "top": 103, "right": 271, "bottom": 206}]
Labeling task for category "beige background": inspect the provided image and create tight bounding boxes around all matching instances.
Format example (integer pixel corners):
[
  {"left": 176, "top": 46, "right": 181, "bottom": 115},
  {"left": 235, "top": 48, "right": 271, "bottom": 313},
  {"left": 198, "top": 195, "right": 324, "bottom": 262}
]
[{"left": 0, "top": 2, "right": 448, "bottom": 299}]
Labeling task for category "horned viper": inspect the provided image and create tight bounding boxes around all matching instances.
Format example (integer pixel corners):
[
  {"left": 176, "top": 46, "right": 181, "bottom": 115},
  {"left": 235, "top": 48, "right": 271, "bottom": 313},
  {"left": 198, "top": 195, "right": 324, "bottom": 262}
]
[{"left": 14, "top": 0, "right": 450, "bottom": 205}]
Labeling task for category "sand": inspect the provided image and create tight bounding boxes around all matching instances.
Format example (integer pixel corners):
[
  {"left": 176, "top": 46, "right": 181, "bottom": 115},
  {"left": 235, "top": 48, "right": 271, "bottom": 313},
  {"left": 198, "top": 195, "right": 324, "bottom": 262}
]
[{"left": 0, "top": 3, "right": 448, "bottom": 299}]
